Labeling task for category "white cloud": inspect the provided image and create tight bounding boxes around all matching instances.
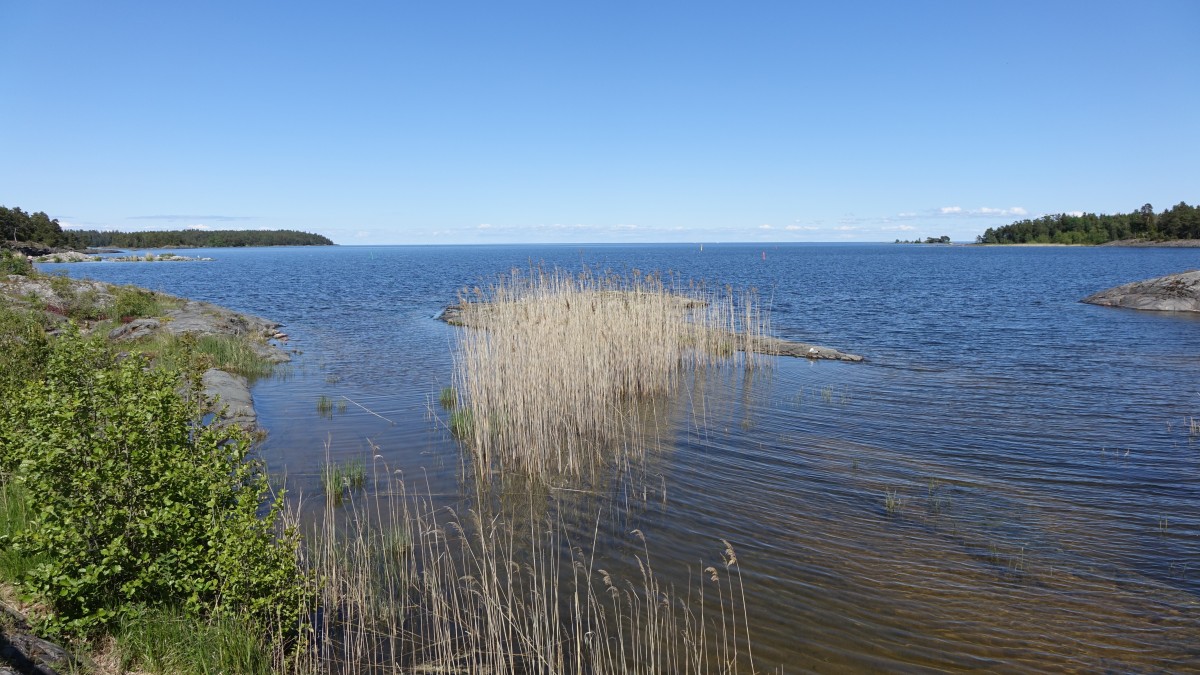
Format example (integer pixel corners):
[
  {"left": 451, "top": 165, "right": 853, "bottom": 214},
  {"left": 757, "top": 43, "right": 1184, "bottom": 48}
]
[
  {"left": 881, "top": 224, "right": 916, "bottom": 231},
  {"left": 185, "top": 224, "right": 211, "bottom": 230},
  {"left": 1066, "top": 211, "right": 1084, "bottom": 217},
  {"left": 758, "top": 224, "right": 773, "bottom": 230},
  {"left": 938, "top": 205, "right": 1028, "bottom": 217},
  {"left": 834, "top": 225, "right": 860, "bottom": 231},
  {"left": 978, "top": 206, "right": 1027, "bottom": 216},
  {"left": 785, "top": 224, "right": 819, "bottom": 231},
  {"left": 477, "top": 223, "right": 492, "bottom": 229},
  {"left": 897, "top": 212, "right": 917, "bottom": 218},
  {"left": 354, "top": 230, "right": 371, "bottom": 239}
]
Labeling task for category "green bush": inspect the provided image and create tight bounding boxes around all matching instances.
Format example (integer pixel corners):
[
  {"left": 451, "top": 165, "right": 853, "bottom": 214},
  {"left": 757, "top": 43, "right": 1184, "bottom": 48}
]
[
  {"left": 0, "top": 305, "right": 50, "bottom": 398},
  {"left": 0, "top": 328, "right": 309, "bottom": 639},
  {"left": 0, "top": 249, "right": 32, "bottom": 276},
  {"left": 45, "top": 274, "right": 105, "bottom": 321},
  {"left": 109, "top": 286, "right": 169, "bottom": 320}
]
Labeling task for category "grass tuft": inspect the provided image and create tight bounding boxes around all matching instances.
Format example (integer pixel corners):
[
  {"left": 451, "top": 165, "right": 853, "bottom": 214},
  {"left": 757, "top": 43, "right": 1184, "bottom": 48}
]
[
  {"left": 112, "top": 604, "right": 274, "bottom": 675},
  {"left": 321, "top": 457, "right": 366, "bottom": 506}
]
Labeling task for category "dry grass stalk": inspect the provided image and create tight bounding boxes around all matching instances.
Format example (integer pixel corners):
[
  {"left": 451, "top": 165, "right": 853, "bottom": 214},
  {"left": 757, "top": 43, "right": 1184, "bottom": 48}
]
[
  {"left": 451, "top": 267, "right": 769, "bottom": 477},
  {"left": 293, "top": 468, "right": 756, "bottom": 674}
]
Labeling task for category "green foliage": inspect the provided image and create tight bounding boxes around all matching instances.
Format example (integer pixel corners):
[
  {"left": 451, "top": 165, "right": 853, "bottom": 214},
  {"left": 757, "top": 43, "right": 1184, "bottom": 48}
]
[
  {"left": 71, "top": 228, "right": 334, "bottom": 248},
  {"left": 0, "top": 480, "right": 48, "bottom": 581},
  {"left": 0, "top": 206, "right": 70, "bottom": 248},
  {"left": 45, "top": 274, "right": 105, "bottom": 321},
  {"left": 450, "top": 409, "right": 475, "bottom": 438},
  {"left": 439, "top": 386, "right": 457, "bottom": 409},
  {"left": 317, "top": 394, "right": 334, "bottom": 418},
  {"left": 139, "top": 332, "right": 277, "bottom": 381},
  {"left": 114, "top": 604, "right": 274, "bottom": 675},
  {"left": 320, "top": 457, "right": 366, "bottom": 505},
  {"left": 977, "top": 201, "right": 1200, "bottom": 244},
  {"left": 0, "top": 249, "right": 32, "bottom": 275},
  {"left": 3, "top": 203, "right": 334, "bottom": 249},
  {"left": 0, "top": 305, "right": 51, "bottom": 397},
  {"left": 110, "top": 287, "right": 171, "bottom": 320},
  {"left": 0, "top": 328, "right": 308, "bottom": 638}
]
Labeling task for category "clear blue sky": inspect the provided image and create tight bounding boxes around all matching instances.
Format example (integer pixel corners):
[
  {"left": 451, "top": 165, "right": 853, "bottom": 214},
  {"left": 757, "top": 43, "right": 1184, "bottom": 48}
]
[{"left": 2, "top": 1, "right": 1196, "bottom": 244}]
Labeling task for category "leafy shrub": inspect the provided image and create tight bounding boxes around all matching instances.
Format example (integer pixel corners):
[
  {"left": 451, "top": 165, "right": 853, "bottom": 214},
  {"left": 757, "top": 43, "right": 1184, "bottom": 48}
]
[
  {"left": 109, "top": 286, "right": 169, "bottom": 320},
  {"left": 0, "top": 305, "right": 50, "bottom": 399},
  {"left": 0, "top": 328, "right": 309, "bottom": 638},
  {"left": 0, "top": 249, "right": 32, "bottom": 276},
  {"left": 45, "top": 274, "right": 106, "bottom": 321}
]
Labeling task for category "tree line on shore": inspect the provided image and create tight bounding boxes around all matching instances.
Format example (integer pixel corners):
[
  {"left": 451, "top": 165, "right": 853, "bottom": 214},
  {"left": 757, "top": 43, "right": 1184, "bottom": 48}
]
[
  {"left": 977, "top": 202, "right": 1199, "bottom": 245},
  {"left": 1, "top": 204, "right": 333, "bottom": 251}
]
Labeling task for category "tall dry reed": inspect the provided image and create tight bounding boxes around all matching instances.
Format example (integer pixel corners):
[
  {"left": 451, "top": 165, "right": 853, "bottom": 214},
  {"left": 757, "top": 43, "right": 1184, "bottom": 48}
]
[
  {"left": 293, "top": 466, "right": 757, "bottom": 674},
  {"left": 450, "top": 267, "right": 769, "bottom": 477}
]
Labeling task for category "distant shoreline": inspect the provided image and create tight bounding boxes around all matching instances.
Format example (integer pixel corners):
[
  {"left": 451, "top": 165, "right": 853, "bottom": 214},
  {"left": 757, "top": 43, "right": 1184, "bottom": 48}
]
[{"left": 972, "top": 239, "right": 1200, "bottom": 248}]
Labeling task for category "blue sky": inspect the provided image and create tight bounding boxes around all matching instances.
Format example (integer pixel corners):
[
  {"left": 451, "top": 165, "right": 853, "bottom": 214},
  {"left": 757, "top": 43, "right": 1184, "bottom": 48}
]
[{"left": 2, "top": 1, "right": 1196, "bottom": 245}]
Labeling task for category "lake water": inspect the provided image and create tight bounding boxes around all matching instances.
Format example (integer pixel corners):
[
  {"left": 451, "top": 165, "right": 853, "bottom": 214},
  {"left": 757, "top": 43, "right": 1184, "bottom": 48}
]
[{"left": 44, "top": 243, "right": 1200, "bottom": 672}]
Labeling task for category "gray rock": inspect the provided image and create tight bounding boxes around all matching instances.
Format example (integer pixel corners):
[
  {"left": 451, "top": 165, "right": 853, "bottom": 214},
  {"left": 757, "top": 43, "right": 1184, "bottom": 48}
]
[
  {"left": 107, "top": 317, "right": 161, "bottom": 341},
  {"left": 743, "top": 334, "right": 865, "bottom": 362},
  {"left": 1081, "top": 270, "right": 1200, "bottom": 312},
  {"left": 202, "top": 368, "right": 256, "bottom": 428}
]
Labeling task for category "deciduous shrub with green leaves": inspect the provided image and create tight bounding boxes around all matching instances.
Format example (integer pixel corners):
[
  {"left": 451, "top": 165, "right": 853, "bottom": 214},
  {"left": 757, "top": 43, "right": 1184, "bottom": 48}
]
[
  {"left": 0, "top": 249, "right": 32, "bottom": 276},
  {"left": 0, "top": 327, "right": 309, "bottom": 640}
]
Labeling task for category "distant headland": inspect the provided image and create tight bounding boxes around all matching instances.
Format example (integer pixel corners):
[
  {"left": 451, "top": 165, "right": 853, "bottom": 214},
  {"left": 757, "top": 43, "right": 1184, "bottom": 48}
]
[
  {"left": 976, "top": 201, "right": 1198, "bottom": 245},
  {"left": 2, "top": 204, "right": 334, "bottom": 255}
]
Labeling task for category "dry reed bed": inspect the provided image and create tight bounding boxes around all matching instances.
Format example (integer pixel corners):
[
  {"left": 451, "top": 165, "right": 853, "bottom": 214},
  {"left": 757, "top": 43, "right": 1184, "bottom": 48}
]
[
  {"left": 451, "top": 268, "right": 768, "bottom": 477},
  {"left": 297, "top": 472, "right": 755, "bottom": 674}
]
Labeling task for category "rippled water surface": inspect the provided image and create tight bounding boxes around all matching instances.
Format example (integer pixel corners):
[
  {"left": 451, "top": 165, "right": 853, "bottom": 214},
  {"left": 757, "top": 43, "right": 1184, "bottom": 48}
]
[{"left": 46, "top": 244, "right": 1200, "bottom": 671}]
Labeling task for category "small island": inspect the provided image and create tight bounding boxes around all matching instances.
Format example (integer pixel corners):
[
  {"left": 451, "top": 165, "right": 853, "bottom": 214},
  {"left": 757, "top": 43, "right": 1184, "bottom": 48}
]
[{"left": 895, "top": 236, "right": 952, "bottom": 244}]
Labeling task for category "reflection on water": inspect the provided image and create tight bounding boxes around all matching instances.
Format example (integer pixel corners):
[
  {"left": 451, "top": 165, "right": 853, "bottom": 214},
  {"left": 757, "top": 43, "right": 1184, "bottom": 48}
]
[{"left": 43, "top": 244, "right": 1200, "bottom": 671}]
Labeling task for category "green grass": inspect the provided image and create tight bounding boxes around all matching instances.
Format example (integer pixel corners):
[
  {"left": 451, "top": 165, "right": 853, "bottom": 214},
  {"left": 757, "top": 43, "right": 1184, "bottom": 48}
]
[
  {"left": 109, "top": 286, "right": 177, "bottom": 320},
  {"left": 138, "top": 332, "right": 278, "bottom": 381},
  {"left": 0, "top": 480, "right": 48, "bottom": 581},
  {"left": 884, "top": 488, "right": 904, "bottom": 515},
  {"left": 321, "top": 457, "right": 366, "bottom": 505},
  {"left": 450, "top": 409, "right": 474, "bottom": 438},
  {"left": 317, "top": 395, "right": 334, "bottom": 418},
  {"left": 439, "top": 385, "right": 457, "bottom": 409},
  {"left": 113, "top": 604, "right": 274, "bottom": 675}
]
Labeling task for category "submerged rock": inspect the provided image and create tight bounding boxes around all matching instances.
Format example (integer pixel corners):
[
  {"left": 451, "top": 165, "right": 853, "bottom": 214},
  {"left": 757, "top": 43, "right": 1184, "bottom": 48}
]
[{"left": 1081, "top": 270, "right": 1200, "bottom": 312}]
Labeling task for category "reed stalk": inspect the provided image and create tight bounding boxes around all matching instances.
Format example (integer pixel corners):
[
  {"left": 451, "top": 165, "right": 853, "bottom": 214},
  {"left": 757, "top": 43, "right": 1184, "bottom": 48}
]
[
  {"left": 450, "top": 267, "right": 769, "bottom": 477},
  {"left": 294, "top": 468, "right": 756, "bottom": 674}
]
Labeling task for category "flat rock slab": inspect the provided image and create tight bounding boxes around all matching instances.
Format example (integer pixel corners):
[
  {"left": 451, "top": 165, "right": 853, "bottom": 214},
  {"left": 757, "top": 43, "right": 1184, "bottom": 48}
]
[
  {"left": 1081, "top": 270, "right": 1200, "bottom": 312},
  {"left": 202, "top": 368, "right": 256, "bottom": 428},
  {"left": 744, "top": 334, "right": 864, "bottom": 362}
]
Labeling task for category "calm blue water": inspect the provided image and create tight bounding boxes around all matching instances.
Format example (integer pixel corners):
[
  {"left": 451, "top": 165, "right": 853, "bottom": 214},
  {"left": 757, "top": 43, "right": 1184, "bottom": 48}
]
[{"left": 43, "top": 244, "right": 1200, "bottom": 672}]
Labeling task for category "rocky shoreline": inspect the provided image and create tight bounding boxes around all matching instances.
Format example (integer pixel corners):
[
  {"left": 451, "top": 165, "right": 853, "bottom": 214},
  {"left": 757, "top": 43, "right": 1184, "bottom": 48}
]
[
  {"left": 1081, "top": 270, "right": 1200, "bottom": 312},
  {"left": 1, "top": 274, "right": 290, "bottom": 428},
  {"left": 32, "top": 251, "right": 214, "bottom": 263}
]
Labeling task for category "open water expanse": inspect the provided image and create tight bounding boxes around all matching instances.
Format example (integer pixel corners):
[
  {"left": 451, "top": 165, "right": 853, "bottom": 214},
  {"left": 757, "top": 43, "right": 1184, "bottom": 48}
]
[{"left": 44, "top": 243, "right": 1200, "bottom": 672}]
